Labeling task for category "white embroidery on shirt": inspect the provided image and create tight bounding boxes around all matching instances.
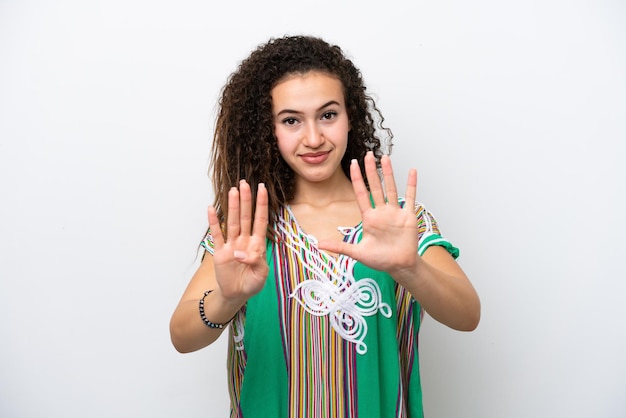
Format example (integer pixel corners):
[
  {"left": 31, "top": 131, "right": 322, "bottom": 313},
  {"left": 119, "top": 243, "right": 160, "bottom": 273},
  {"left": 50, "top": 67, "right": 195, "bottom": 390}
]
[
  {"left": 278, "top": 211, "right": 391, "bottom": 355},
  {"left": 231, "top": 312, "right": 245, "bottom": 351}
]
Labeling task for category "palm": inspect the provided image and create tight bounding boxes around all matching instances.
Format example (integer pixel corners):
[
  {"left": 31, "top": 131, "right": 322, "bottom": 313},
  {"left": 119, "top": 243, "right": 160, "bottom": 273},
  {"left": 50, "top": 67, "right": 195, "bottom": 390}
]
[
  {"left": 212, "top": 233, "right": 268, "bottom": 298},
  {"left": 355, "top": 198, "right": 419, "bottom": 273}
]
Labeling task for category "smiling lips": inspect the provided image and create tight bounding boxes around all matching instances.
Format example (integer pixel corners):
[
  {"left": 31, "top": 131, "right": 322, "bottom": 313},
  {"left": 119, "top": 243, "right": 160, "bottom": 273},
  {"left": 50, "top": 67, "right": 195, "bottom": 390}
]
[{"left": 300, "top": 151, "right": 330, "bottom": 164}]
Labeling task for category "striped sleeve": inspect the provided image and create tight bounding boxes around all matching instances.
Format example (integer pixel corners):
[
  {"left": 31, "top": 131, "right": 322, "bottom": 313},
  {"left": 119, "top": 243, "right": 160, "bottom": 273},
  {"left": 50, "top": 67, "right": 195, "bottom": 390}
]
[
  {"left": 414, "top": 203, "right": 460, "bottom": 259},
  {"left": 200, "top": 229, "right": 215, "bottom": 255}
]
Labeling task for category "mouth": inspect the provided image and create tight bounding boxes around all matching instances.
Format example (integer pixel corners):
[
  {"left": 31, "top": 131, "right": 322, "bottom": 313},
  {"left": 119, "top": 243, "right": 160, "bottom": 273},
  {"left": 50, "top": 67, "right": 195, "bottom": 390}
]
[{"left": 299, "top": 151, "right": 330, "bottom": 164}]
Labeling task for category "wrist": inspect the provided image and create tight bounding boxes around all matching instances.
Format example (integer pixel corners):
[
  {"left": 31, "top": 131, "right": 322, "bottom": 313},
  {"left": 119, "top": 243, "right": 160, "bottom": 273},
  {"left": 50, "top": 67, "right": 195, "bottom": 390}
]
[
  {"left": 199, "top": 291, "right": 230, "bottom": 329},
  {"left": 388, "top": 256, "right": 423, "bottom": 287},
  {"left": 198, "top": 288, "right": 246, "bottom": 328},
  {"left": 213, "top": 286, "right": 249, "bottom": 311}
]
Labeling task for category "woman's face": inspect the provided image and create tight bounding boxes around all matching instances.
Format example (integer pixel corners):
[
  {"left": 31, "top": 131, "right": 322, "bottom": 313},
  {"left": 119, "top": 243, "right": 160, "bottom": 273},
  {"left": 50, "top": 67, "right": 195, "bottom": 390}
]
[{"left": 271, "top": 71, "right": 350, "bottom": 186}]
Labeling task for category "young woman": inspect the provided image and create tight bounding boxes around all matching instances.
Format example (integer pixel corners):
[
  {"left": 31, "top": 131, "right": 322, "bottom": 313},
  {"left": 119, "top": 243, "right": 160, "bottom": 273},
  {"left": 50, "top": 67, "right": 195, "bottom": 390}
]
[{"left": 170, "top": 35, "right": 480, "bottom": 417}]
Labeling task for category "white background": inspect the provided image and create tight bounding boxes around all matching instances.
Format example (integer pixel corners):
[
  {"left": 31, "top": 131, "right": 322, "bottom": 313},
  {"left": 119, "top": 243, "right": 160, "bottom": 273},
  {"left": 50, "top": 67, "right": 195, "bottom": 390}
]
[{"left": 1, "top": 1, "right": 624, "bottom": 417}]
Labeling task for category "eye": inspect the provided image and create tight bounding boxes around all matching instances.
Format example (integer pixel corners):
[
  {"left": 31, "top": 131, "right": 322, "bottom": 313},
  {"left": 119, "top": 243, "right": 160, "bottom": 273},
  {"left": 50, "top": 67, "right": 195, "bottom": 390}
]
[
  {"left": 281, "top": 117, "right": 299, "bottom": 126},
  {"left": 321, "top": 111, "right": 337, "bottom": 120}
]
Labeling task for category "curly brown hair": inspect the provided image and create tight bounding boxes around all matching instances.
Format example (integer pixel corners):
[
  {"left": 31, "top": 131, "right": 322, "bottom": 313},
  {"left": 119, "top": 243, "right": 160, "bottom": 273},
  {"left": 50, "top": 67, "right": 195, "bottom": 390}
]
[{"left": 209, "top": 35, "right": 393, "bottom": 238}]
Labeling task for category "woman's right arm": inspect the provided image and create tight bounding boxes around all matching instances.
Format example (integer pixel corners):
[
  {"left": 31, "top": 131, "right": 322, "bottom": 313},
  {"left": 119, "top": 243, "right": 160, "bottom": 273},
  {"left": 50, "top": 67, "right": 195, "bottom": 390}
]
[
  {"left": 169, "top": 253, "right": 247, "bottom": 353},
  {"left": 170, "top": 181, "right": 269, "bottom": 353}
]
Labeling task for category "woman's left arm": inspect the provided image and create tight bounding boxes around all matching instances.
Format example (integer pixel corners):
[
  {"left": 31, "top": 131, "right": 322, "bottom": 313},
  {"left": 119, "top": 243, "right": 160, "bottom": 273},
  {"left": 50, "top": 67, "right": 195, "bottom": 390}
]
[
  {"left": 317, "top": 152, "right": 480, "bottom": 331},
  {"left": 399, "top": 244, "right": 480, "bottom": 331}
]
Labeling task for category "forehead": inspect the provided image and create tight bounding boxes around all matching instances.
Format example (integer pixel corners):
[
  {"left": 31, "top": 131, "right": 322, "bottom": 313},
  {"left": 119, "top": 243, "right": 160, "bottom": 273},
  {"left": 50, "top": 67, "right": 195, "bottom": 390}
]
[{"left": 271, "top": 71, "right": 345, "bottom": 106}]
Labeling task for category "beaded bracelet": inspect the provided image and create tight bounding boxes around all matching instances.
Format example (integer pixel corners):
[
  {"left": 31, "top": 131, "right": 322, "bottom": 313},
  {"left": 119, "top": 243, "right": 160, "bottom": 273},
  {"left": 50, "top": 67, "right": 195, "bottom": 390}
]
[{"left": 198, "top": 290, "right": 229, "bottom": 329}]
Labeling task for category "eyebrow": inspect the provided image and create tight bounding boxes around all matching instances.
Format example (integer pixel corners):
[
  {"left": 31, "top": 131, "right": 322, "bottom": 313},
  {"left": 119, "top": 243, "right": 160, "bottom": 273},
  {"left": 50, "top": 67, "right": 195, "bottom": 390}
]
[{"left": 275, "top": 100, "right": 341, "bottom": 117}]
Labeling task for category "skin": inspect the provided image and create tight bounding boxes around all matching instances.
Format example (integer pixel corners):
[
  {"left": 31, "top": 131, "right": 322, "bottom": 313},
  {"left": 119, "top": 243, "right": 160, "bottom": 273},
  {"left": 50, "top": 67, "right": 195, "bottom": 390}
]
[
  {"left": 170, "top": 71, "right": 481, "bottom": 353},
  {"left": 273, "top": 72, "right": 362, "bottom": 243}
]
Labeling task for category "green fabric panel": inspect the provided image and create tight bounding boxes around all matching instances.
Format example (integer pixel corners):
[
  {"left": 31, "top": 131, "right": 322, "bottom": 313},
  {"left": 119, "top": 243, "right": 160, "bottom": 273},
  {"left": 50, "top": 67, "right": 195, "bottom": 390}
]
[
  {"left": 238, "top": 241, "right": 288, "bottom": 417},
  {"left": 354, "top": 262, "right": 405, "bottom": 416}
]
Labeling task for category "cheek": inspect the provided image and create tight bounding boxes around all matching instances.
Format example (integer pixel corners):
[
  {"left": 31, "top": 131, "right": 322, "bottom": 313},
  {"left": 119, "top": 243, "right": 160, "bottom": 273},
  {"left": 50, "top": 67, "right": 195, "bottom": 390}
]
[
  {"left": 330, "top": 120, "right": 350, "bottom": 145},
  {"left": 274, "top": 128, "right": 292, "bottom": 158}
]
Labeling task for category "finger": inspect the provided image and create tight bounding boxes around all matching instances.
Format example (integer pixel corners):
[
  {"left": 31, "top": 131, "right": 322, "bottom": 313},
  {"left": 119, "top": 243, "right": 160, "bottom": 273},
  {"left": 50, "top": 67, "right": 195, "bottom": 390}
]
[
  {"left": 317, "top": 239, "right": 358, "bottom": 260},
  {"left": 350, "top": 159, "right": 372, "bottom": 212},
  {"left": 380, "top": 155, "right": 398, "bottom": 206},
  {"left": 236, "top": 185, "right": 268, "bottom": 263},
  {"left": 252, "top": 183, "right": 269, "bottom": 239},
  {"left": 364, "top": 151, "right": 385, "bottom": 207},
  {"left": 233, "top": 250, "right": 248, "bottom": 261},
  {"left": 226, "top": 186, "right": 240, "bottom": 241},
  {"left": 405, "top": 168, "right": 418, "bottom": 208},
  {"left": 238, "top": 180, "right": 252, "bottom": 236},
  {"left": 207, "top": 205, "right": 225, "bottom": 248}
]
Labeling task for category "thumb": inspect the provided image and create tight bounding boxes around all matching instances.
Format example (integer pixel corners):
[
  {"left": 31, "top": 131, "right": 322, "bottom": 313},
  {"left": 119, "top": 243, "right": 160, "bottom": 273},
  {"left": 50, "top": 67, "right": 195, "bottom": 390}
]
[{"left": 317, "top": 240, "right": 357, "bottom": 259}]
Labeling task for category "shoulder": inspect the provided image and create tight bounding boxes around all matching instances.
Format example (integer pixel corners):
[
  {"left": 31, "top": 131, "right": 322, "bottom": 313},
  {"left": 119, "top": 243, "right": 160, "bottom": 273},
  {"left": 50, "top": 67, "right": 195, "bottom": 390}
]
[
  {"left": 399, "top": 197, "right": 460, "bottom": 258},
  {"left": 398, "top": 197, "right": 436, "bottom": 227}
]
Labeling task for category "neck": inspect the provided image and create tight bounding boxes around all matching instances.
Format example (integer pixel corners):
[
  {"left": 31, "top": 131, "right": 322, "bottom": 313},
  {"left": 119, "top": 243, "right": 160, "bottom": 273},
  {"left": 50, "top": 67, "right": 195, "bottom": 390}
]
[{"left": 290, "top": 173, "right": 355, "bottom": 207}]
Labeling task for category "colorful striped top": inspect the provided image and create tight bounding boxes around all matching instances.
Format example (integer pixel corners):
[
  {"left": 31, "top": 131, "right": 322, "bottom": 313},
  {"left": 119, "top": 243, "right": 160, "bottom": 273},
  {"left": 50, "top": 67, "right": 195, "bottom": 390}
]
[{"left": 201, "top": 199, "right": 459, "bottom": 418}]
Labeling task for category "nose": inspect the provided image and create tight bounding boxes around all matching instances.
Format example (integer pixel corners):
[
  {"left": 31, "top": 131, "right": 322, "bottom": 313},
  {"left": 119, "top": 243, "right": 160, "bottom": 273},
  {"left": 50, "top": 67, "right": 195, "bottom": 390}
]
[{"left": 302, "top": 121, "right": 325, "bottom": 148}]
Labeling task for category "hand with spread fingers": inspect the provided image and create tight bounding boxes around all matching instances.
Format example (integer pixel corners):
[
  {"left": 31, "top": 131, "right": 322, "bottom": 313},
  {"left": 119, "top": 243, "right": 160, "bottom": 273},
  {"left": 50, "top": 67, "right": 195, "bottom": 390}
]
[
  {"left": 317, "top": 151, "right": 421, "bottom": 282},
  {"left": 207, "top": 180, "right": 270, "bottom": 302}
]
